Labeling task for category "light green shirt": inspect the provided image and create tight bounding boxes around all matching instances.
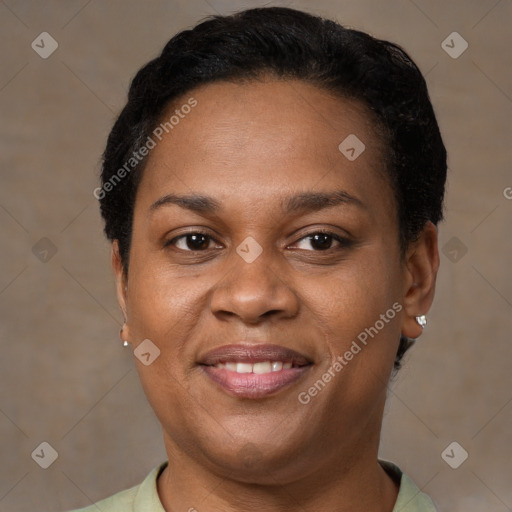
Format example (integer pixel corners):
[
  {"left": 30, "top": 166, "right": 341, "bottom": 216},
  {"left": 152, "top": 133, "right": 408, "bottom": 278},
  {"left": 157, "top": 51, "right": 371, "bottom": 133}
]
[{"left": 68, "top": 460, "right": 437, "bottom": 511}]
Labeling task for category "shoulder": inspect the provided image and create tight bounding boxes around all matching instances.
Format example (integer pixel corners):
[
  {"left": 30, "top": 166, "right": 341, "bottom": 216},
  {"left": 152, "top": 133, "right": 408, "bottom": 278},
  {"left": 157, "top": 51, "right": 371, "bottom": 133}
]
[
  {"left": 379, "top": 459, "right": 438, "bottom": 512},
  {"left": 68, "top": 485, "right": 138, "bottom": 512},
  {"left": 65, "top": 462, "right": 168, "bottom": 512}
]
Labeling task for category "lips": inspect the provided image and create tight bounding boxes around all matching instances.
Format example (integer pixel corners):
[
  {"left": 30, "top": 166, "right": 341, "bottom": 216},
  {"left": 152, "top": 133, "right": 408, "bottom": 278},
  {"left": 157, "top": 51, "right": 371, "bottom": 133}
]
[
  {"left": 200, "top": 344, "right": 311, "bottom": 366},
  {"left": 199, "top": 343, "right": 312, "bottom": 399}
]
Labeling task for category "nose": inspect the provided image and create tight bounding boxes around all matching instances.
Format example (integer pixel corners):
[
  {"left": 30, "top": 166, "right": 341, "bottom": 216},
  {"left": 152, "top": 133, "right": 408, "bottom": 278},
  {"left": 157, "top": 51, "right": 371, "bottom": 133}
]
[{"left": 209, "top": 247, "right": 299, "bottom": 325}]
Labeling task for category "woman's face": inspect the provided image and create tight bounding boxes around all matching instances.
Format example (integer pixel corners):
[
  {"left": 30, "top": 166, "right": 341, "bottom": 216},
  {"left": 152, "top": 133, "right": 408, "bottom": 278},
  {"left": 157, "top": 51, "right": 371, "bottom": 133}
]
[{"left": 114, "top": 79, "right": 436, "bottom": 482}]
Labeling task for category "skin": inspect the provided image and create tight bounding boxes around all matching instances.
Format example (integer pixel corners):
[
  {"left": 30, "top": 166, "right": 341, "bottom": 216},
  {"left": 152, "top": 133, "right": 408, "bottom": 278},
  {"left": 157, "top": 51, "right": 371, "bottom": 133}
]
[{"left": 113, "top": 78, "right": 439, "bottom": 512}]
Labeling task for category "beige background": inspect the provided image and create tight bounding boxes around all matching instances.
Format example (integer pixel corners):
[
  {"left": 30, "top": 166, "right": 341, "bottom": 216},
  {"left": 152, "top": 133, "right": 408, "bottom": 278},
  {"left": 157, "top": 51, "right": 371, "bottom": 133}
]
[{"left": 0, "top": 0, "right": 511, "bottom": 511}]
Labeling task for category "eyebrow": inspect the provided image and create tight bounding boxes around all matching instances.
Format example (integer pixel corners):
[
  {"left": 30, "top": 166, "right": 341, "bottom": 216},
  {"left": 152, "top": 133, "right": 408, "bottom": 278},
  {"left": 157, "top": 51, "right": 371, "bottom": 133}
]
[{"left": 148, "top": 190, "right": 365, "bottom": 217}]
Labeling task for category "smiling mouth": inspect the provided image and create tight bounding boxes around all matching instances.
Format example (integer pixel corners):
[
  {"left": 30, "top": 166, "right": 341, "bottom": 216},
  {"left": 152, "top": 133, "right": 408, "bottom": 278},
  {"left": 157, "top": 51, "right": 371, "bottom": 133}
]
[{"left": 199, "top": 343, "right": 313, "bottom": 399}]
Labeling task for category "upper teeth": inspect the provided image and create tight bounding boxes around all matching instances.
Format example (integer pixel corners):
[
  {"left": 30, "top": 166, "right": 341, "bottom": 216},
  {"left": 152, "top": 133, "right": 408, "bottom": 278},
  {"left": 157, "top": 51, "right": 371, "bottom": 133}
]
[{"left": 215, "top": 361, "right": 293, "bottom": 374}]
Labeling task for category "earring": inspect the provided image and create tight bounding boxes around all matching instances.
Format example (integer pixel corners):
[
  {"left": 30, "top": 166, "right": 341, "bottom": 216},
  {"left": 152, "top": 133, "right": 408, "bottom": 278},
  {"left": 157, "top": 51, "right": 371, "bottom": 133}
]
[
  {"left": 416, "top": 315, "right": 427, "bottom": 329},
  {"left": 120, "top": 323, "right": 129, "bottom": 347}
]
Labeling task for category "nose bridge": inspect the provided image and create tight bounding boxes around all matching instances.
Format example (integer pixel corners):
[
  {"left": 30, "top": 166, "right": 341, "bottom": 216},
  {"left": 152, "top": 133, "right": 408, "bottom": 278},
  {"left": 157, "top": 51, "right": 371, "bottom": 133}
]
[
  {"left": 233, "top": 241, "right": 277, "bottom": 290},
  {"left": 210, "top": 239, "right": 298, "bottom": 322}
]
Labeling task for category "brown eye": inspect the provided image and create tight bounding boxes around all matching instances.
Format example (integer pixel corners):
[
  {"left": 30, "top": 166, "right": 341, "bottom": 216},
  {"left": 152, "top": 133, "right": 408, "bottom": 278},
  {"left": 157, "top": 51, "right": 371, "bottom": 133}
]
[
  {"left": 293, "top": 231, "right": 350, "bottom": 251},
  {"left": 309, "top": 233, "right": 334, "bottom": 250},
  {"left": 167, "top": 232, "right": 215, "bottom": 251}
]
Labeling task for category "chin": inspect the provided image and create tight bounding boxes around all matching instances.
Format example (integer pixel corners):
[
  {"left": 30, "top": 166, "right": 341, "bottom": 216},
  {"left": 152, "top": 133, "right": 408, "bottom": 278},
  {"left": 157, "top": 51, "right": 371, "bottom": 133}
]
[{"left": 184, "top": 431, "right": 320, "bottom": 485}]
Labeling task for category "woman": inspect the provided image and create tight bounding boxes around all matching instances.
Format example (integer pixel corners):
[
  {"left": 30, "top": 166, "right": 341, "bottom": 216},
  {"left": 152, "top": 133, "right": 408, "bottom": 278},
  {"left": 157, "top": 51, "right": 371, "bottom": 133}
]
[{"left": 74, "top": 6, "right": 446, "bottom": 511}]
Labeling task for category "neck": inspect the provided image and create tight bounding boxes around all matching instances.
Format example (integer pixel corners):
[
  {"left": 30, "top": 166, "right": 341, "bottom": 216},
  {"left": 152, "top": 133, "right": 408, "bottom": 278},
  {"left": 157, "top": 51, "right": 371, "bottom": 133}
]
[{"left": 157, "top": 431, "right": 399, "bottom": 512}]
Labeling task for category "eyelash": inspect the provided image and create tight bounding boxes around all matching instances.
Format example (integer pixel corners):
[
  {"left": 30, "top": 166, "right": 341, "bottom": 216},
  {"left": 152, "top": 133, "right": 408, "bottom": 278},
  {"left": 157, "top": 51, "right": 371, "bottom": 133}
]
[{"left": 165, "top": 229, "right": 352, "bottom": 253}]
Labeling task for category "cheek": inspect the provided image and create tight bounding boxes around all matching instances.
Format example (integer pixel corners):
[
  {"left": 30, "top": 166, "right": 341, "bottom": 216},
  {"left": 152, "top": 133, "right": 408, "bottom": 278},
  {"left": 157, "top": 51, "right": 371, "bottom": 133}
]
[
  {"left": 313, "top": 253, "right": 401, "bottom": 334},
  {"left": 126, "top": 251, "right": 204, "bottom": 336},
  {"left": 127, "top": 266, "right": 203, "bottom": 408},
  {"left": 308, "top": 250, "right": 403, "bottom": 391}
]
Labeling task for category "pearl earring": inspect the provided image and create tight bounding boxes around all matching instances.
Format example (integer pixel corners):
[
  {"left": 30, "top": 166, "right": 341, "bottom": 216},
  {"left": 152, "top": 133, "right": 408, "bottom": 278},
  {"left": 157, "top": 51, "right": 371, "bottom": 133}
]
[
  {"left": 120, "top": 323, "right": 129, "bottom": 347},
  {"left": 416, "top": 315, "right": 427, "bottom": 329}
]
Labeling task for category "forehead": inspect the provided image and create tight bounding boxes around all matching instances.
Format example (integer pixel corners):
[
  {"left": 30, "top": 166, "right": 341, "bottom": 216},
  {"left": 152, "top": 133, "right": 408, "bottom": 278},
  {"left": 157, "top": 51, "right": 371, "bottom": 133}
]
[{"left": 137, "top": 79, "right": 391, "bottom": 214}]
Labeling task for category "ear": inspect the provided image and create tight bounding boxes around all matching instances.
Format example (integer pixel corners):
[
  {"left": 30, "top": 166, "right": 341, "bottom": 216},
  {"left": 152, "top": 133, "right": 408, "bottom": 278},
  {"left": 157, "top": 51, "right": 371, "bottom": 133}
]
[
  {"left": 400, "top": 221, "right": 440, "bottom": 339},
  {"left": 112, "top": 240, "right": 130, "bottom": 339}
]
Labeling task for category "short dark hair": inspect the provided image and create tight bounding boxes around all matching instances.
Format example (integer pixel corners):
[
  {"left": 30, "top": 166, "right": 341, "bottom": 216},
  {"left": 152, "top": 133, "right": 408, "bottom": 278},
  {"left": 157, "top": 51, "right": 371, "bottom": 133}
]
[{"left": 98, "top": 7, "right": 447, "bottom": 370}]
